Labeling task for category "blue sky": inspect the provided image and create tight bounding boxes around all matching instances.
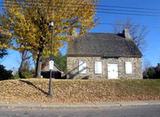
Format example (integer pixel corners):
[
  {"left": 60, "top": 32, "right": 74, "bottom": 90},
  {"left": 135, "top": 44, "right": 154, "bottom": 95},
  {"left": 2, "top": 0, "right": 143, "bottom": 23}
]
[{"left": 0, "top": 0, "right": 160, "bottom": 71}]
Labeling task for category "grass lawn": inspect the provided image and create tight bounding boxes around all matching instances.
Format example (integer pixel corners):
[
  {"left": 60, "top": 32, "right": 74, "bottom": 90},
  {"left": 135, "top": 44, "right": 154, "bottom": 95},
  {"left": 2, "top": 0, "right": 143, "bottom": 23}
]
[{"left": 0, "top": 79, "right": 160, "bottom": 104}]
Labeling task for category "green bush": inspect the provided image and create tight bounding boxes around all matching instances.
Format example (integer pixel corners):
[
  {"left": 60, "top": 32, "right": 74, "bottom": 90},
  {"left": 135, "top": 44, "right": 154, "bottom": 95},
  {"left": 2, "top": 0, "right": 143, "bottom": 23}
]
[
  {"left": 143, "top": 63, "right": 160, "bottom": 79},
  {"left": 0, "top": 64, "right": 13, "bottom": 80},
  {"left": 18, "top": 61, "right": 34, "bottom": 78}
]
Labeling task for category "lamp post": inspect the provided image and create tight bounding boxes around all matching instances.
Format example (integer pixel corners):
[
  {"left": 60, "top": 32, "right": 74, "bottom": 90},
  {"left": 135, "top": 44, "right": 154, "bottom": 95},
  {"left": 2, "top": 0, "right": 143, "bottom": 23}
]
[{"left": 48, "top": 21, "right": 54, "bottom": 97}]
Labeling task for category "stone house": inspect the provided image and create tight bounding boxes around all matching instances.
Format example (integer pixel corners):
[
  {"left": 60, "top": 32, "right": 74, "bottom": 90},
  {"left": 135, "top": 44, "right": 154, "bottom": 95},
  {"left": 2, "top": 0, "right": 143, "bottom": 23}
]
[{"left": 67, "top": 29, "right": 143, "bottom": 79}]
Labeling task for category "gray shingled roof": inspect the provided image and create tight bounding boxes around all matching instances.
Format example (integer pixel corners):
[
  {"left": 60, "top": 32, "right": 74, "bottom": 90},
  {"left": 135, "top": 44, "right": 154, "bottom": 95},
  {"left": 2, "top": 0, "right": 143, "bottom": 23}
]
[{"left": 68, "top": 33, "right": 142, "bottom": 58}]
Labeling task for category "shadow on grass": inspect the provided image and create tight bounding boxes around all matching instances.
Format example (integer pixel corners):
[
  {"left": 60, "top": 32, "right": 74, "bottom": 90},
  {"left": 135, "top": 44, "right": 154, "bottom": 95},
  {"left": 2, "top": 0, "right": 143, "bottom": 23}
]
[{"left": 19, "top": 80, "right": 48, "bottom": 95}]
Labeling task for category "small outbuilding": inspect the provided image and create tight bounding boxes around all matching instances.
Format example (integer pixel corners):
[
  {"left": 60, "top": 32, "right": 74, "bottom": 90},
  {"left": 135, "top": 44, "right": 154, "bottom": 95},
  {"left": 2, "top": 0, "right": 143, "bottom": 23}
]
[{"left": 41, "top": 59, "right": 62, "bottom": 79}]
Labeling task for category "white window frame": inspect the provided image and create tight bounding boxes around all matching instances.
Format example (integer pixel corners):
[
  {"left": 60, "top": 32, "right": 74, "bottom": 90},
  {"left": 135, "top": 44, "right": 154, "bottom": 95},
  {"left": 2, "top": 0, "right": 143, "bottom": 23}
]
[
  {"left": 125, "top": 62, "right": 133, "bottom": 74},
  {"left": 79, "top": 61, "right": 87, "bottom": 74},
  {"left": 95, "top": 61, "right": 102, "bottom": 74}
]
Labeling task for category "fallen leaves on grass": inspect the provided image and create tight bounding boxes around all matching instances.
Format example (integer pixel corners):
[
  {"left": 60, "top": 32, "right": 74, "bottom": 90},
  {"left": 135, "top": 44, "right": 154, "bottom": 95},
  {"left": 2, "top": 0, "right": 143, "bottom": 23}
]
[{"left": 0, "top": 79, "right": 160, "bottom": 104}]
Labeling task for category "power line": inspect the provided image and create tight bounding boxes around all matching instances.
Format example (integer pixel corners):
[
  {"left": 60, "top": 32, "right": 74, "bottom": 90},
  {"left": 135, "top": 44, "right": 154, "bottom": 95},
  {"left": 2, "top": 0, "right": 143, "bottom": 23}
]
[
  {"left": 1, "top": 1, "right": 160, "bottom": 17},
  {"left": 97, "top": 4, "right": 160, "bottom": 12},
  {"left": 0, "top": 6, "right": 159, "bottom": 17},
  {"left": 96, "top": 11, "right": 160, "bottom": 17},
  {"left": 4, "top": 1, "right": 160, "bottom": 12},
  {"left": 4, "top": 0, "right": 160, "bottom": 12},
  {"left": 97, "top": 22, "right": 160, "bottom": 29},
  {"left": 2, "top": 1, "right": 160, "bottom": 12},
  {"left": 97, "top": 8, "right": 160, "bottom": 14},
  {"left": 1, "top": 2, "right": 160, "bottom": 30}
]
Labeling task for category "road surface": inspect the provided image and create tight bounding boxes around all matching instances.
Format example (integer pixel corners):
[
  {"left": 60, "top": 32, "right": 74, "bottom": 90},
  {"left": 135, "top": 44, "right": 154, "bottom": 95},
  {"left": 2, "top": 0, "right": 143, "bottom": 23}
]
[{"left": 0, "top": 105, "right": 160, "bottom": 117}]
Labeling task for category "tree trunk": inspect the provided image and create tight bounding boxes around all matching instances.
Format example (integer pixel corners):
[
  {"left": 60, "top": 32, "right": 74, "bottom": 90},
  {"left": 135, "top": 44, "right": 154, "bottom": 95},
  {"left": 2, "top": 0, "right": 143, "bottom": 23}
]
[
  {"left": 18, "top": 59, "right": 25, "bottom": 78},
  {"left": 35, "top": 48, "right": 43, "bottom": 78},
  {"left": 18, "top": 51, "right": 26, "bottom": 78}
]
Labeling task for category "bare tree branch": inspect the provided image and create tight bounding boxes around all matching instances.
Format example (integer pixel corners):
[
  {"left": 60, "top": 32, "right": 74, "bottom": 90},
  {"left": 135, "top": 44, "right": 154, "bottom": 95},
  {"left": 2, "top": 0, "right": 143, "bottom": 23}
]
[{"left": 113, "top": 18, "right": 148, "bottom": 51}]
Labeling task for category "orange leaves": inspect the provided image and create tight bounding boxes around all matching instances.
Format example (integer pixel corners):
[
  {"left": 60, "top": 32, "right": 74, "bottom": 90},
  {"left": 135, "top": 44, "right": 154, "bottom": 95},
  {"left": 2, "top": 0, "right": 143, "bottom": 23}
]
[
  {"left": 2, "top": 0, "right": 96, "bottom": 59},
  {"left": 0, "top": 79, "right": 160, "bottom": 104}
]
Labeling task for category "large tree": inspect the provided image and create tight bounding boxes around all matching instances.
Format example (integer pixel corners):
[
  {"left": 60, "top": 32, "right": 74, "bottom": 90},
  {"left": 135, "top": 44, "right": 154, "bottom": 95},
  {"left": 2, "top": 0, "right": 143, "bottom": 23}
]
[{"left": 1, "top": 0, "right": 96, "bottom": 77}]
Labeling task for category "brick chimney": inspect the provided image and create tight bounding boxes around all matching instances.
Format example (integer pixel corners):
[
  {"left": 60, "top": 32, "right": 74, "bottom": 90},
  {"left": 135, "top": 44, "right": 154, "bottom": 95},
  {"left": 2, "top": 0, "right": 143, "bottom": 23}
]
[{"left": 123, "top": 28, "right": 132, "bottom": 39}]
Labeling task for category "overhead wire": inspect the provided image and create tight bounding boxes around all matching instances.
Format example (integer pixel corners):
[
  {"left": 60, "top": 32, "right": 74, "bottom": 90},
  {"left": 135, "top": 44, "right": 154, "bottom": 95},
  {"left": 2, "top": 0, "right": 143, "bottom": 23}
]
[
  {"left": 0, "top": 1, "right": 160, "bottom": 17},
  {"left": 0, "top": 1, "right": 160, "bottom": 28},
  {"left": 3, "top": 0, "right": 160, "bottom": 12}
]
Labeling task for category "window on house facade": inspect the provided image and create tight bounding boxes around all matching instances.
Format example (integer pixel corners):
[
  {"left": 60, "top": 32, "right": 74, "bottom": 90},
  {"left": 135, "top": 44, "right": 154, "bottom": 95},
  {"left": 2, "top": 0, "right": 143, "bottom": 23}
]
[
  {"left": 125, "top": 62, "right": 133, "bottom": 74},
  {"left": 95, "top": 61, "right": 102, "bottom": 74},
  {"left": 79, "top": 61, "right": 87, "bottom": 74}
]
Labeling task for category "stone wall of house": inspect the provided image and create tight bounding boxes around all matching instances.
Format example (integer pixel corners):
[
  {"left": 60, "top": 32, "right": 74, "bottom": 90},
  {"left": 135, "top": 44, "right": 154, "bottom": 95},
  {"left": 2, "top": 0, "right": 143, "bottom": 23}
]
[{"left": 67, "top": 57, "right": 142, "bottom": 79}]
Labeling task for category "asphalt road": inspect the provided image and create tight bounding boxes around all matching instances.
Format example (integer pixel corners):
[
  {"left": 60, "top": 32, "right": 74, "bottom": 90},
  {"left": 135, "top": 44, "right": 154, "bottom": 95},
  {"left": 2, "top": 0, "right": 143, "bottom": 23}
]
[{"left": 0, "top": 105, "right": 160, "bottom": 117}]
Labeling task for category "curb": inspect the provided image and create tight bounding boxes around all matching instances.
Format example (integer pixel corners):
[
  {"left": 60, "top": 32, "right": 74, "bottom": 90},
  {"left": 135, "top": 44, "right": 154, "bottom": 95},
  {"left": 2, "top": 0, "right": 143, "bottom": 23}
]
[{"left": 0, "top": 101, "right": 160, "bottom": 110}]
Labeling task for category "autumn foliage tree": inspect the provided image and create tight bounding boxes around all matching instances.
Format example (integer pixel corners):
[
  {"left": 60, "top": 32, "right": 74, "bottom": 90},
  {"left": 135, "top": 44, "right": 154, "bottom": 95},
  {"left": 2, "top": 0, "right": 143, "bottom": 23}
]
[
  {"left": 1, "top": 0, "right": 96, "bottom": 77},
  {"left": 0, "top": 22, "right": 12, "bottom": 58}
]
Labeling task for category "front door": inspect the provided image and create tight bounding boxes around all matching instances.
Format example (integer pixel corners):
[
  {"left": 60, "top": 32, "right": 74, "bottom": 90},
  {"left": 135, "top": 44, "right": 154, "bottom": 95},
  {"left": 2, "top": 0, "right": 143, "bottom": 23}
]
[{"left": 108, "top": 64, "right": 118, "bottom": 79}]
